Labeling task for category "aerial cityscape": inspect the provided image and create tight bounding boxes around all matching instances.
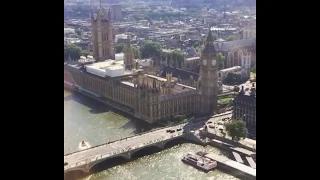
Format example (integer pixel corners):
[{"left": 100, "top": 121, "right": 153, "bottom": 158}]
[{"left": 64, "top": 0, "right": 256, "bottom": 179}]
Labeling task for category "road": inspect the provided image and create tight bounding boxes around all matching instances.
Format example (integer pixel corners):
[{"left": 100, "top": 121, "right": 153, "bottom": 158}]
[
  {"left": 64, "top": 112, "right": 233, "bottom": 171},
  {"left": 205, "top": 117, "right": 256, "bottom": 150}
]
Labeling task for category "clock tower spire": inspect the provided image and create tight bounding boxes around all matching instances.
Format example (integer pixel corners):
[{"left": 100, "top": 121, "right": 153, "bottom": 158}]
[{"left": 197, "top": 29, "right": 218, "bottom": 115}]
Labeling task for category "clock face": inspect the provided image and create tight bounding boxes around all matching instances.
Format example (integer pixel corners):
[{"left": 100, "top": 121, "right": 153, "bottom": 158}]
[
  {"left": 211, "top": 59, "right": 216, "bottom": 66},
  {"left": 203, "top": 59, "right": 207, "bottom": 65}
]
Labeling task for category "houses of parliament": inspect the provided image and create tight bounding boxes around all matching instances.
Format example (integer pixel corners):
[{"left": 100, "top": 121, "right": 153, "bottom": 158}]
[{"left": 64, "top": 8, "right": 219, "bottom": 123}]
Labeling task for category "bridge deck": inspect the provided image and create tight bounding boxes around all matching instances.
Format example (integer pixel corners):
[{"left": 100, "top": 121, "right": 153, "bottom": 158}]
[
  {"left": 64, "top": 125, "right": 187, "bottom": 171},
  {"left": 64, "top": 112, "right": 233, "bottom": 172}
]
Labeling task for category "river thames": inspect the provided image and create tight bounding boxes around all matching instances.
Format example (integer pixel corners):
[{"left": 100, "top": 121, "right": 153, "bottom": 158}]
[{"left": 64, "top": 90, "right": 239, "bottom": 180}]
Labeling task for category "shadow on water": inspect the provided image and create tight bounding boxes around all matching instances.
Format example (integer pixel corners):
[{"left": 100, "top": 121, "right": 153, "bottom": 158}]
[
  {"left": 64, "top": 157, "right": 130, "bottom": 180},
  {"left": 66, "top": 91, "right": 159, "bottom": 132},
  {"left": 65, "top": 170, "right": 87, "bottom": 180},
  {"left": 90, "top": 157, "right": 129, "bottom": 173}
]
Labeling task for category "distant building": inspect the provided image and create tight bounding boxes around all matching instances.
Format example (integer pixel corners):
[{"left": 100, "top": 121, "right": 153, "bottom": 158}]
[
  {"left": 111, "top": 5, "right": 123, "bottom": 22},
  {"left": 232, "top": 85, "right": 256, "bottom": 136},
  {"left": 214, "top": 38, "right": 255, "bottom": 71},
  {"left": 243, "top": 26, "right": 256, "bottom": 39}
]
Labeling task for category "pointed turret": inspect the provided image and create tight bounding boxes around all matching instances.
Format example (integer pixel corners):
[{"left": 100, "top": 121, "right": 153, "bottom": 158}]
[
  {"left": 124, "top": 35, "right": 134, "bottom": 70},
  {"left": 97, "top": 9, "right": 105, "bottom": 20},
  {"left": 91, "top": 12, "right": 94, "bottom": 21},
  {"left": 206, "top": 29, "right": 215, "bottom": 43},
  {"left": 108, "top": 9, "right": 112, "bottom": 21},
  {"left": 201, "top": 29, "right": 217, "bottom": 54}
]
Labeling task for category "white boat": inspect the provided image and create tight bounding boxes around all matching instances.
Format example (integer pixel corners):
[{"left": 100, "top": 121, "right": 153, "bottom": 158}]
[{"left": 79, "top": 140, "right": 91, "bottom": 150}]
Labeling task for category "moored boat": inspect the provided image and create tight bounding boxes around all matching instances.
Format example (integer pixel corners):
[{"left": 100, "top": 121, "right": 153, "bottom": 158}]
[{"left": 181, "top": 151, "right": 217, "bottom": 172}]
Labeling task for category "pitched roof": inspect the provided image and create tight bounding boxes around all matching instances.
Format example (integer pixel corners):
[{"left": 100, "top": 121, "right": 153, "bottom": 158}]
[
  {"left": 202, "top": 30, "right": 218, "bottom": 54},
  {"left": 214, "top": 38, "right": 255, "bottom": 52},
  {"left": 161, "top": 66, "right": 200, "bottom": 81},
  {"left": 202, "top": 43, "right": 218, "bottom": 54}
]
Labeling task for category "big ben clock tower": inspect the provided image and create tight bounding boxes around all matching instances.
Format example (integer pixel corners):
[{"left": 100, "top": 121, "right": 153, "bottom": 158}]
[{"left": 197, "top": 30, "right": 218, "bottom": 115}]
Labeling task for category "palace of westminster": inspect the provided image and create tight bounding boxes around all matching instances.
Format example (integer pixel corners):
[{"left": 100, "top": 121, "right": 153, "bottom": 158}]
[{"left": 64, "top": 8, "right": 255, "bottom": 124}]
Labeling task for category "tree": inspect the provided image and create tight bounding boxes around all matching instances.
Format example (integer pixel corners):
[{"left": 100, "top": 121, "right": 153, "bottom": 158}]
[
  {"left": 168, "top": 49, "right": 185, "bottom": 68},
  {"left": 225, "top": 120, "right": 247, "bottom": 142},
  {"left": 115, "top": 43, "right": 124, "bottom": 53},
  {"left": 226, "top": 35, "right": 237, "bottom": 41},
  {"left": 132, "top": 45, "right": 141, "bottom": 59},
  {"left": 140, "top": 40, "right": 162, "bottom": 59},
  {"left": 212, "top": 33, "right": 218, "bottom": 40},
  {"left": 233, "top": 86, "right": 240, "bottom": 92},
  {"left": 251, "top": 65, "right": 256, "bottom": 73},
  {"left": 81, "top": 50, "right": 92, "bottom": 57},
  {"left": 173, "top": 115, "right": 186, "bottom": 122},
  {"left": 216, "top": 52, "right": 225, "bottom": 70},
  {"left": 223, "top": 72, "right": 243, "bottom": 85},
  {"left": 64, "top": 44, "right": 82, "bottom": 61}
]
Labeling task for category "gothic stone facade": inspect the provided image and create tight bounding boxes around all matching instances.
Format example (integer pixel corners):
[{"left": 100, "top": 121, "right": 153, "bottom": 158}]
[
  {"left": 232, "top": 86, "right": 256, "bottom": 135},
  {"left": 91, "top": 9, "right": 115, "bottom": 61},
  {"left": 66, "top": 64, "right": 197, "bottom": 123}
]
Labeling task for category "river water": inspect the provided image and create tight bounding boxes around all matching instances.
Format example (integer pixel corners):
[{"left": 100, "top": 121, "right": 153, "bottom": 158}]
[{"left": 64, "top": 90, "right": 239, "bottom": 180}]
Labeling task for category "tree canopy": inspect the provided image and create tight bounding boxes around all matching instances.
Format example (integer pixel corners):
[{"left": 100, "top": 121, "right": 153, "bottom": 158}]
[
  {"left": 115, "top": 43, "right": 124, "bottom": 53},
  {"left": 64, "top": 44, "right": 82, "bottom": 61},
  {"left": 216, "top": 52, "right": 225, "bottom": 70},
  {"left": 64, "top": 44, "right": 92, "bottom": 61},
  {"left": 225, "top": 120, "right": 247, "bottom": 142},
  {"left": 226, "top": 35, "right": 237, "bottom": 41},
  {"left": 173, "top": 115, "right": 187, "bottom": 122},
  {"left": 251, "top": 65, "right": 256, "bottom": 73},
  {"left": 140, "top": 40, "right": 162, "bottom": 59},
  {"left": 168, "top": 49, "right": 185, "bottom": 68},
  {"left": 233, "top": 86, "right": 240, "bottom": 92},
  {"left": 131, "top": 45, "right": 141, "bottom": 59},
  {"left": 223, "top": 72, "right": 244, "bottom": 85}
]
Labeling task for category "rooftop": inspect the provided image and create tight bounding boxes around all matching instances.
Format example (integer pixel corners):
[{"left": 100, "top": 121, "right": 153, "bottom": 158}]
[
  {"left": 214, "top": 38, "right": 255, "bottom": 52},
  {"left": 84, "top": 60, "right": 136, "bottom": 78},
  {"left": 220, "top": 66, "right": 241, "bottom": 73},
  {"left": 161, "top": 66, "right": 199, "bottom": 81}
]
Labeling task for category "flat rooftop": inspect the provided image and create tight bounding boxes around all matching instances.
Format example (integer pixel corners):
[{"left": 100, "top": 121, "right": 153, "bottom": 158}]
[
  {"left": 186, "top": 57, "right": 200, "bottom": 61},
  {"left": 84, "top": 60, "right": 137, "bottom": 78},
  {"left": 220, "top": 66, "right": 241, "bottom": 72}
]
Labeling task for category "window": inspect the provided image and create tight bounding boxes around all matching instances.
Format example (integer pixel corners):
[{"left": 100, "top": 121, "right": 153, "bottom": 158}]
[{"left": 107, "top": 33, "right": 108, "bottom": 41}]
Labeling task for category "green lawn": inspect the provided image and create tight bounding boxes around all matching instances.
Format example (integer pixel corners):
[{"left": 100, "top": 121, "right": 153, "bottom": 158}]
[
  {"left": 218, "top": 97, "right": 233, "bottom": 104},
  {"left": 250, "top": 72, "right": 256, "bottom": 78}
]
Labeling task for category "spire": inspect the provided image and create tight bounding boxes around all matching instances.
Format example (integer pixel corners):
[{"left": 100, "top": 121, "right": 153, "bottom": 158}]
[
  {"left": 206, "top": 29, "right": 214, "bottom": 42},
  {"left": 99, "top": 0, "right": 102, "bottom": 9},
  {"left": 108, "top": 9, "right": 112, "bottom": 21},
  {"left": 201, "top": 29, "right": 217, "bottom": 54},
  {"left": 91, "top": 12, "right": 94, "bottom": 21}
]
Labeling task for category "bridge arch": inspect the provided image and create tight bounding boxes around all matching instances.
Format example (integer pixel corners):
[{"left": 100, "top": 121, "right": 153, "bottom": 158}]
[
  {"left": 130, "top": 145, "right": 163, "bottom": 159},
  {"left": 89, "top": 156, "right": 129, "bottom": 173},
  {"left": 162, "top": 136, "right": 188, "bottom": 149}
]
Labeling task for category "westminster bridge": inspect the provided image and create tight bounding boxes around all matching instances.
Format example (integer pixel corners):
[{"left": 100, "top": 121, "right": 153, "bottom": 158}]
[{"left": 64, "top": 112, "right": 232, "bottom": 176}]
